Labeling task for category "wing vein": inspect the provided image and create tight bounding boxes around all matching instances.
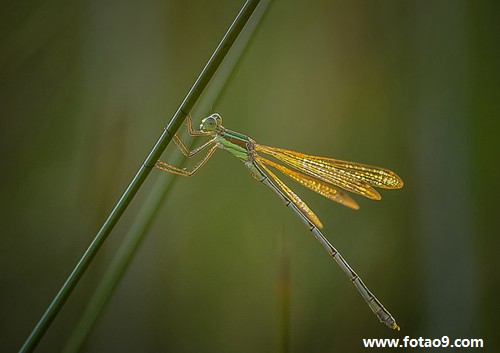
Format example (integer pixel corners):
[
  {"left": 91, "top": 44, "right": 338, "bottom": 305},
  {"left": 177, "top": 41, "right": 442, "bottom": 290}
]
[
  {"left": 256, "top": 144, "right": 403, "bottom": 200},
  {"left": 255, "top": 158, "right": 323, "bottom": 229}
]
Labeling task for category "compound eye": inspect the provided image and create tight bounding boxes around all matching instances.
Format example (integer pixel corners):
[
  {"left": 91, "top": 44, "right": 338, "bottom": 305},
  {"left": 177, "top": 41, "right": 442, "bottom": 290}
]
[
  {"left": 211, "top": 113, "right": 222, "bottom": 125},
  {"left": 200, "top": 113, "right": 222, "bottom": 132},
  {"left": 200, "top": 117, "right": 216, "bottom": 131}
]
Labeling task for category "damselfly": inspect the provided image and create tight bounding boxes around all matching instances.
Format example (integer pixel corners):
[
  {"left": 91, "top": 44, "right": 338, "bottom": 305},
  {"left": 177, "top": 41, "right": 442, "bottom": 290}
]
[{"left": 156, "top": 113, "right": 403, "bottom": 330}]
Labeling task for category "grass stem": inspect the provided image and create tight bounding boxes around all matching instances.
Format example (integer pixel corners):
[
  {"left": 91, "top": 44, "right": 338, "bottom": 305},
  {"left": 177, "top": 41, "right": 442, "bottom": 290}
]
[{"left": 19, "top": 1, "right": 261, "bottom": 351}]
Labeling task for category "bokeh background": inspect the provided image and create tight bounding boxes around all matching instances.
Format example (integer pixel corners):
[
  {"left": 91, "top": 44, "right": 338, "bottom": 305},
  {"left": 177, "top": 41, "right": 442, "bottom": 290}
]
[{"left": 1, "top": 0, "right": 499, "bottom": 352}]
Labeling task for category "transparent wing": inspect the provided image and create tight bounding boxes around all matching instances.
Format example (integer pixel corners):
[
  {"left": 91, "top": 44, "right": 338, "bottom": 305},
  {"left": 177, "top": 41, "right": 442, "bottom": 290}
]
[
  {"left": 255, "top": 158, "right": 323, "bottom": 229},
  {"left": 256, "top": 145, "right": 403, "bottom": 200},
  {"left": 257, "top": 156, "right": 359, "bottom": 210}
]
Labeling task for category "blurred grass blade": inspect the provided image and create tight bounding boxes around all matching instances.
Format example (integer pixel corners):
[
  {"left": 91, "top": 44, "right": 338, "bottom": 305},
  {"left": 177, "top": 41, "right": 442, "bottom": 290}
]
[
  {"left": 62, "top": 1, "right": 272, "bottom": 351},
  {"left": 19, "top": 1, "right": 262, "bottom": 351},
  {"left": 62, "top": 172, "right": 179, "bottom": 353}
]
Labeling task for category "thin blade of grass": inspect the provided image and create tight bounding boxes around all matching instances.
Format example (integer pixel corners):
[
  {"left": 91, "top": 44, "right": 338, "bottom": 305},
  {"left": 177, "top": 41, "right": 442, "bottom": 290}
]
[
  {"left": 19, "top": 1, "right": 262, "bottom": 352},
  {"left": 62, "top": 1, "right": 272, "bottom": 351},
  {"left": 62, "top": 171, "right": 179, "bottom": 353}
]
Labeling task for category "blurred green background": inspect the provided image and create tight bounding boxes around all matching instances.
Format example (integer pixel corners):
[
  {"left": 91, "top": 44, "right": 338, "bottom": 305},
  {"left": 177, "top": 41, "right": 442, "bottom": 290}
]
[{"left": 1, "top": 0, "right": 499, "bottom": 352}]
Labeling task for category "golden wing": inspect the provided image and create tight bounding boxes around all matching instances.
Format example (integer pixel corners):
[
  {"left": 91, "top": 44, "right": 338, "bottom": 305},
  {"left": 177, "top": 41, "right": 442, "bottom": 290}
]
[
  {"left": 257, "top": 156, "right": 359, "bottom": 210},
  {"left": 255, "top": 157, "right": 323, "bottom": 229},
  {"left": 255, "top": 144, "right": 403, "bottom": 200}
]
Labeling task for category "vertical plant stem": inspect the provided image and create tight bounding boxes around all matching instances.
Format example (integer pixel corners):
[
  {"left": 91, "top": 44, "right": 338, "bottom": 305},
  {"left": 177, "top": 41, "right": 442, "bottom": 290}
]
[
  {"left": 62, "top": 1, "right": 272, "bottom": 349},
  {"left": 62, "top": 173, "right": 178, "bottom": 353},
  {"left": 19, "top": 1, "right": 261, "bottom": 352}
]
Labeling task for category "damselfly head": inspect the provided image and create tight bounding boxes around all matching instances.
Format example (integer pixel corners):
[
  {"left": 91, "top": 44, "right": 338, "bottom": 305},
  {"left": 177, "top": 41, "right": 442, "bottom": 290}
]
[{"left": 200, "top": 113, "right": 222, "bottom": 132}]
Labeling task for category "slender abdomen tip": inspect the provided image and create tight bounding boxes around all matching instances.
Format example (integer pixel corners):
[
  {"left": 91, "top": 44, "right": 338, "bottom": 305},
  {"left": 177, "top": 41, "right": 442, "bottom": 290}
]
[{"left": 390, "top": 322, "right": 400, "bottom": 331}]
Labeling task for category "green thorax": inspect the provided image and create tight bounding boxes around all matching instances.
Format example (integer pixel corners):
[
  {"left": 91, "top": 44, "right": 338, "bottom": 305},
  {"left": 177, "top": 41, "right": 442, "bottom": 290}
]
[{"left": 217, "top": 129, "right": 251, "bottom": 160}]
